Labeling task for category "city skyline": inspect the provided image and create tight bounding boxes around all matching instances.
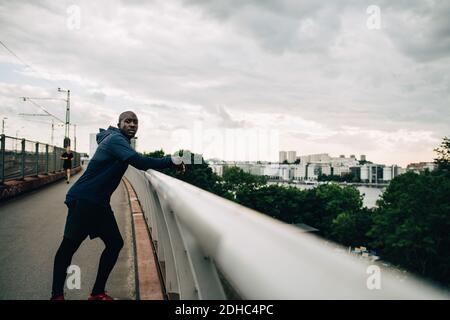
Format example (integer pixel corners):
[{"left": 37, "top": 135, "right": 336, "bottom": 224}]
[{"left": 1, "top": 1, "right": 449, "bottom": 168}]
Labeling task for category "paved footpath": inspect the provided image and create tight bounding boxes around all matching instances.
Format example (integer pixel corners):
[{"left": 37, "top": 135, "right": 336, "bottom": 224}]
[{"left": 0, "top": 171, "right": 136, "bottom": 300}]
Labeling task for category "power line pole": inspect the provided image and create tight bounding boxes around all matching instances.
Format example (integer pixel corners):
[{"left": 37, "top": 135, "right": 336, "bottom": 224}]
[
  {"left": 15, "top": 130, "right": 19, "bottom": 152},
  {"left": 58, "top": 88, "right": 71, "bottom": 148},
  {"left": 73, "top": 124, "right": 77, "bottom": 151},
  {"left": 1, "top": 117, "right": 6, "bottom": 134},
  {"left": 51, "top": 119, "right": 54, "bottom": 145}
]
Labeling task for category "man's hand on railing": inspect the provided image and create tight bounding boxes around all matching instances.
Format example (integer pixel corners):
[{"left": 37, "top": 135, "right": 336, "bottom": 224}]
[{"left": 171, "top": 155, "right": 185, "bottom": 174}]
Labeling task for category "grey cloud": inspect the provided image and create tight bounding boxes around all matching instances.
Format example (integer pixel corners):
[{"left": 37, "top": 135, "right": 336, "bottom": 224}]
[
  {"left": 382, "top": 1, "right": 450, "bottom": 62},
  {"left": 183, "top": 0, "right": 450, "bottom": 61},
  {"left": 183, "top": 0, "right": 341, "bottom": 54},
  {"left": 0, "top": 0, "right": 448, "bottom": 162},
  {"left": 213, "top": 105, "right": 249, "bottom": 128}
]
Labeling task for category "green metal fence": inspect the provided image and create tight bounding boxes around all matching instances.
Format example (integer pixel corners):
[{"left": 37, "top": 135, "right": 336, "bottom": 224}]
[{"left": 0, "top": 134, "right": 81, "bottom": 184}]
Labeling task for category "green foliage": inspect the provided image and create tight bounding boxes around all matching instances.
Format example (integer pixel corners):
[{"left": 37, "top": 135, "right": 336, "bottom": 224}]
[
  {"left": 222, "top": 167, "right": 267, "bottom": 193},
  {"left": 368, "top": 171, "right": 450, "bottom": 286},
  {"left": 163, "top": 150, "right": 222, "bottom": 193},
  {"left": 434, "top": 136, "right": 450, "bottom": 172},
  {"left": 331, "top": 208, "right": 373, "bottom": 247},
  {"left": 142, "top": 149, "right": 222, "bottom": 193},
  {"left": 234, "top": 181, "right": 368, "bottom": 242},
  {"left": 142, "top": 149, "right": 165, "bottom": 158},
  {"left": 235, "top": 185, "right": 306, "bottom": 223},
  {"left": 299, "top": 184, "right": 364, "bottom": 240}
]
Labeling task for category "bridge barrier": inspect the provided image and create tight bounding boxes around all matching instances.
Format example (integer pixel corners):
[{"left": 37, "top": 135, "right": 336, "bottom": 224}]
[{"left": 125, "top": 167, "right": 449, "bottom": 300}]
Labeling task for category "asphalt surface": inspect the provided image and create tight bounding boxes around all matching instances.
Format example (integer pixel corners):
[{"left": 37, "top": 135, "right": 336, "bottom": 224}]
[{"left": 0, "top": 170, "right": 136, "bottom": 300}]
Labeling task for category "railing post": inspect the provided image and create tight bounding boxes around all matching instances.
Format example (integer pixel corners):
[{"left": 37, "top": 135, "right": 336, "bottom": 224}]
[
  {"left": 57, "top": 148, "right": 61, "bottom": 171},
  {"left": 21, "top": 139, "right": 25, "bottom": 180},
  {"left": 53, "top": 147, "right": 56, "bottom": 173},
  {"left": 45, "top": 144, "right": 49, "bottom": 174},
  {"left": 0, "top": 134, "right": 5, "bottom": 184},
  {"left": 35, "top": 142, "right": 39, "bottom": 176}
]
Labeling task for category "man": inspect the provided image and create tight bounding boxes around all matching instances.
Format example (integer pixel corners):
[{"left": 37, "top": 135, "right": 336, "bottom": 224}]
[
  {"left": 51, "top": 111, "right": 184, "bottom": 300},
  {"left": 60, "top": 146, "right": 74, "bottom": 184}
]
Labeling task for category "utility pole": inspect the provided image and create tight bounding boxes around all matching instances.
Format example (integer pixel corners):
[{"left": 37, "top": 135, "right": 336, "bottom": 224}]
[
  {"left": 15, "top": 129, "right": 20, "bottom": 152},
  {"left": 51, "top": 119, "right": 54, "bottom": 145},
  {"left": 73, "top": 124, "right": 77, "bottom": 151},
  {"left": 58, "top": 88, "right": 71, "bottom": 148},
  {"left": 1, "top": 117, "right": 6, "bottom": 134}
]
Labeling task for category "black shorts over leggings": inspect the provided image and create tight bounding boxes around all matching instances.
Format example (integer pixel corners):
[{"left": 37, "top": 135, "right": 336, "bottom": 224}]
[{"left": 64, "top": 199, "right": 121, "bottom": 241}]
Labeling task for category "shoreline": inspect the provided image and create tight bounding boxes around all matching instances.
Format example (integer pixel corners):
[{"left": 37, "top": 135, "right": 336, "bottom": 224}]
[{"left": 267, "top": 179, "right": 388, "bottom": 189}]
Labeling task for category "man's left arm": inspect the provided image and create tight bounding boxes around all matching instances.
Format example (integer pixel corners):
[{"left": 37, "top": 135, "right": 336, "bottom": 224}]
[
  {"left": 127, "top": 153, "right": 174, "bottom": 170},
  {"left": 108, "top": 134, "right": 183, "bottom": 171}
]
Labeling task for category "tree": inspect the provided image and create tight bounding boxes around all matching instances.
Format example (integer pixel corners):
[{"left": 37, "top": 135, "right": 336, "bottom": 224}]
[
  {"left": 300, "top": 184, "right": 365, "bottom": 240},
  {"left": 331, "top": 208, "right": 373, "bottom": 247},
  {"left": 235, "top": 181, "right": 367, "bottom": 239},
  {"left": 143, "top": 149, "right": 165, "bottom": 158},
  {"left": 142, "top": 149, "right": 223, "bottom": 194},
  {"left": 222, "top": 167, "right": 267, "bottom": 193},
  {"left": 368, "top": 171, "right": 450, "bottom": 286},
  {"left": 235, "top": 185, "right": 305, "bottom": 223},
  {"left": 434, "top": 137, "right": 450, "bottom": 172}
]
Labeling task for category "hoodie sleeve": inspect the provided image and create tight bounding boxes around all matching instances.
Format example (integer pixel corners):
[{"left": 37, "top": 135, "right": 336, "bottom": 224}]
[
  {"left": 127, "top": 154, "right": 174, "bottom": 170},
  {"left": 107, "top": 134, "right": 137, "bottom": 162}
]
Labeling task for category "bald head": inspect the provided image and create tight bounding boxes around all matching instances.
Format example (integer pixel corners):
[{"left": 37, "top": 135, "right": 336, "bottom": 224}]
[
  {"left": 118, "top": 111, "right": 138, "bottom": 139},
  {"left": 118, "top": 111, "right": 137, "bottom": 124}
]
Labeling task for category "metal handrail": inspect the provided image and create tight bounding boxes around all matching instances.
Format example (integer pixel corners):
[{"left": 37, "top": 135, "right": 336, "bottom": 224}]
[{"left": 125, "top": 167, "right": 449, "bottom": 300}]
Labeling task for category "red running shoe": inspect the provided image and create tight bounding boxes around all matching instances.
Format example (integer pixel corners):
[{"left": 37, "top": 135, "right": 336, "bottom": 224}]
[
  {"left": 88, "top": 292, "right": 114, "bottom": 300},
  {"left": 50, "top": 295, "right": 65, "bottom": 300}
]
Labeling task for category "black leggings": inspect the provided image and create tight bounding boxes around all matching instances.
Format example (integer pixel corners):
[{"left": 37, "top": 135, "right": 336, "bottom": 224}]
[{"left": 51, "top": 234, "right": 124, "bottom": 297}]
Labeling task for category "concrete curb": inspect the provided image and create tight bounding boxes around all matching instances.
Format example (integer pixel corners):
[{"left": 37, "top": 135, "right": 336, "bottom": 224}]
[
  {"left": 122, "top": 177, "right": 165, "bottom": 300},
  {"left": 0, "top": 166, "right": 82, "bottom": 202}
]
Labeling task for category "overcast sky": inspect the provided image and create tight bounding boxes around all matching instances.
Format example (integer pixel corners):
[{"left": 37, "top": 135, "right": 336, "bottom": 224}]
[{"left": 0, "top": 0, "right": 449, "bottom": 166}]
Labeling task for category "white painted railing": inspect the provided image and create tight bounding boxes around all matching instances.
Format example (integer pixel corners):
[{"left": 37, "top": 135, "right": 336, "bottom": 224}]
[{"left": 125, "top": 167, "right": 449, "bottom": 300}]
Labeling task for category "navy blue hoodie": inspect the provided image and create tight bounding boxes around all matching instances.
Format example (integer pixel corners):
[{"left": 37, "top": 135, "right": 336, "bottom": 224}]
[{"left": 66, "top": 126, "right": 172, "bottom": 207}]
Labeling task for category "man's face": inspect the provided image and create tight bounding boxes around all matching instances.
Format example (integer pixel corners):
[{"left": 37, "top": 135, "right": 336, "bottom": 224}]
[{"left": 119, "top": 114, "right": 138, "bottom": 139}]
